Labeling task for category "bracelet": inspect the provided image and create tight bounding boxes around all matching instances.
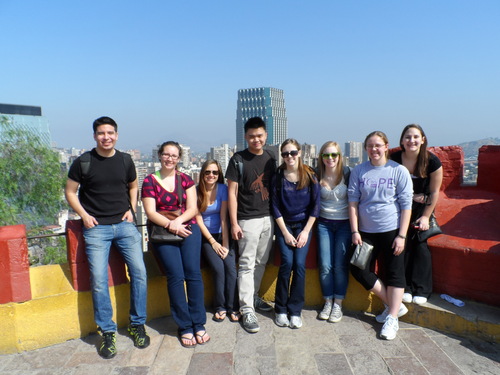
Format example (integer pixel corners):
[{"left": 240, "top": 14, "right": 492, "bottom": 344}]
[
  {"left": 397, "top": 234, "right": 406, "bottom": 239},
  {"left": 351, "top": 231, "right": 359, "bottom": 234}
]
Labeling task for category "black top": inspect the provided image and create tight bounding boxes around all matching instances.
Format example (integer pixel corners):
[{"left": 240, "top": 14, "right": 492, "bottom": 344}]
[
  {"left": 225, "top": 149, "right": 276, "bottom": 220},
  {"left": 391, "top": 150, "right": 442, "bottom": 195},
  {"left": 68, "top": 149, "right": 136, "bottom": 224}
]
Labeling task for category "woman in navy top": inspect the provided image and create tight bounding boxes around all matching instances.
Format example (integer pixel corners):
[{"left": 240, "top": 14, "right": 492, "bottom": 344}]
[
  {"left": 196, "top": 160, "right": 239, "bottom": 323},
  {"left": 271, "top": 139, "right": 320, "bottom": 329},
  {"left": 391, "top": 124, "right": 443, "bottom": 305}
]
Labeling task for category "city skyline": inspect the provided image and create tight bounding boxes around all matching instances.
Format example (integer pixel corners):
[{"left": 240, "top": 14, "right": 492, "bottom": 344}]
[{"left": 1, "top": 1, "right": 499, "bottom": 153}]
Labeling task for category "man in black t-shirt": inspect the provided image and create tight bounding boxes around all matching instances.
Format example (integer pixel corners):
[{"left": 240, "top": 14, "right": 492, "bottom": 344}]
[
  {"left": 65, "top": 116, "right": 149, "bottom": 359},
  {"left": 226, "top": 117, "right": 276, "bottom": 333}
]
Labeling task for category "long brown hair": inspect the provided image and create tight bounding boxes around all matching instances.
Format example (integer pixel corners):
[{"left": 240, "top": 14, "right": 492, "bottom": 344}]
[
  {"left": 197, "top": 160, "right": 224, "bottom": 212},
  {"left": 318, "top": 141, "right": 344, "bottom": 186},
  {"left": 399, "top": 124, "right": 429, "bottom": 178},
  {"left": 279, "top": 138, "right": 315, "bottom": 190}
]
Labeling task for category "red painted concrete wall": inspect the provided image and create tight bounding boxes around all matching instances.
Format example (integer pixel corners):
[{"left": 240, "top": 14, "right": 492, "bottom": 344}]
[
  {"left": 0, "top": 225, "right": 31, "bottom": 304},
  {"left": 66, "top": 220, "right": 129, "bottom": 292},
  {"left": 477, "top": 145, "right": 500, "bottom": 193}
]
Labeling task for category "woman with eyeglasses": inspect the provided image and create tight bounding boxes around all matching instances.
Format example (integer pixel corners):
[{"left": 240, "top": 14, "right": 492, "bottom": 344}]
[
  {"left": 142, "top": 141, "right": 209, "bottom": 348},
  {"left": 347, "top": 131, "right": 413, "bottom": 340},
  {"left": 316, "top": 141, "right": 352, "bottom": 324},
  {"left": 271, "top": 139, "right": 320, "bottom": 329},
  {"left": 390, "top": 124, "right": 443, "bottom": 305},
  {"left": 196, "top": 160, "right": 239, "bottom": 323}
]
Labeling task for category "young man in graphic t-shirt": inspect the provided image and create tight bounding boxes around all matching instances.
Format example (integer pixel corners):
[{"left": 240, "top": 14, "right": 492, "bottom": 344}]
[{"left": 226, "top": 117, "right": 276, "bottom": 333}]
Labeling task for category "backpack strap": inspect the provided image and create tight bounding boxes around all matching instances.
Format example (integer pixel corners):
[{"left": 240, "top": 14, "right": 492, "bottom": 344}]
[{"left": 343, "top": 166, "right": 351, "bottom": 186}]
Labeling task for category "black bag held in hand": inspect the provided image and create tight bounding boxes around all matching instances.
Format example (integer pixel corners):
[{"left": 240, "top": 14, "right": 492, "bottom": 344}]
[
  {"left": 350, "top": 242, "right": 374, "bottom": 270},
  {"left": 415, "top": 213, "right": 442, "bottom": 242},
  {"left": 147, "top": 172, "right": 185, "bottom": 243}
]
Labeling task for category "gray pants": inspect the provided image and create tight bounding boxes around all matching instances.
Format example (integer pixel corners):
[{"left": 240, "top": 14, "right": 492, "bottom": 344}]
[{"left": 237, "top": 216, "right": 274, "bottom": 314}]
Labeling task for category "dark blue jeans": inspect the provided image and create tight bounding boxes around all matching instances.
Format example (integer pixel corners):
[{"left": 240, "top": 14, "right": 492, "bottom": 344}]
[
  {"left": 274, "top": 220, "right": 312, "bottom": 316},
  {"left": 201, "top": 233, "right": 238, "bottom": 313},
  {"left": 153, "top": 223, "right": 206, "bottom": 335}
]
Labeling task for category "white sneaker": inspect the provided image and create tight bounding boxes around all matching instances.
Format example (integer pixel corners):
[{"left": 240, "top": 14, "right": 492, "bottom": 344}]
[
  {"left": 318, "top": 300, "right": 333, "bottom": 320},
  {"left": 412, "top": 296, "right": 428, "bottom": 305},
  {"left": 402, "top": 293, "right": 413, "bottom": 303},
  {"left": 289, "top": 316, "right": 303, "bottom": 329},
  {"left": 275, "top": 313, "right": 290, "bottom": 327},
  {"left": 376, "top": 303, "right": 408, "bottom": 323},
  {"left": 380, "top": 315, "right": 399, "bottom": 340},
  {"left": 328, "top": 304, "right": 343, "bottom": 323}
]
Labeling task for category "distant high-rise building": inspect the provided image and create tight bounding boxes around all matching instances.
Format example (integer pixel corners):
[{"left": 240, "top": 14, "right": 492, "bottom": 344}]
[
  {"left": 301, "top": 143, "right": 317, "bottom": 169},
  {"left": 210, "top": 143, "right": 231, "bottom": 174},
  {"left": 0, "top": 103, "right": 51, "bottom": 147},
  {"left": 179, "top": 144, "right": 191, "bottom": 168},
  {"left": 235, "top": 87, "right": 287, "bottom": 150},
  {"left": 345, "top": 141, "right": 365, "bottom": 167}
]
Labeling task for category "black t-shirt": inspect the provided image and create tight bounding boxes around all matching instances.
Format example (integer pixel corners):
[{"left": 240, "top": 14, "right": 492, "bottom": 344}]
[
  {"left": 225, "top": 149, "right": 276, "bottom": 220},
  {"left": 391, "top": 150, "right": 442, "bottom": 195},
  {"left": 68, "top": 149, "right": 136, "bottom": 224}
]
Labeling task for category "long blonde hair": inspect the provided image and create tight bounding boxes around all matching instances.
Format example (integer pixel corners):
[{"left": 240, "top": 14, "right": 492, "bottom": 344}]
[{"left": 318, "top": 141, "right": 344, "bottom": 186}]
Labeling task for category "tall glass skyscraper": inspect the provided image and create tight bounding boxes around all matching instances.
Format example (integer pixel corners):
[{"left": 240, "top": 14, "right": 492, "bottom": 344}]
[
  {"left": 235, "top": 87, "right": 287, "bottom": 150},
  {"left": 0, "top": 104, "right": 52, "bottom": 147}
]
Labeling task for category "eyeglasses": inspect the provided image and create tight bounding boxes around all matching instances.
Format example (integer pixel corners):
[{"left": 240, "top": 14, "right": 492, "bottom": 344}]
[
  {"left": 204, "top": 170, "right": 219, "bottom": 176},
  {"left": 281, "top": 150, "right": 299, "bottom": 158},
  {"left": 161, "top": 153, "right": 179, "bottom": 160},
  {"left": 366, "top": 144, "right": 386, "bottom": 150},
  {"left": 321, "top": 152, "right": 340, "bottom": 159}
]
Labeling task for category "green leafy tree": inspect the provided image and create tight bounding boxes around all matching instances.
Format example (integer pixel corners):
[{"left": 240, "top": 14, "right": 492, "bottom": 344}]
[{"left": 0, "top": 116, "right": 66, "bottom": 229}]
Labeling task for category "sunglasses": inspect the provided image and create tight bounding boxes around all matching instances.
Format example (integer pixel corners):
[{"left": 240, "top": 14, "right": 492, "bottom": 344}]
[
  {"left": 204, "top": 170, "right": 219, "bottom": 176},
  {"left": 321, "top": 152, "right": 340, "bottom": 159},
  {"left": 281, "top": 150, "right": 299, "bottom": 158}
]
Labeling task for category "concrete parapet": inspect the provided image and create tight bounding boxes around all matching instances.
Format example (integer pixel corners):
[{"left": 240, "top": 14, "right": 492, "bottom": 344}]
[{"left": 65, "top": 220, "right": 130, "bottom": 291}]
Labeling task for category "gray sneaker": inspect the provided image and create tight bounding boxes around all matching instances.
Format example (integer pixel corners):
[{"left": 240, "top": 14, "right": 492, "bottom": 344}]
[
  {"left": 242, "top": 312, "right": 260, "bottom": 333},
  {"left": 254, "top": 296, "right": 273, "bottom": 312},
  {"left": 289, "top": 315, "right": 303, "bottom": 329},
  {"left": 275, "top": 313, "right": 290, "bottom": 327},
  {"left": 328, "top": 304, "right": 343, "bottom": 323},
  {"left": 318, "top": 300, "right": 333, "bottom": 320}
]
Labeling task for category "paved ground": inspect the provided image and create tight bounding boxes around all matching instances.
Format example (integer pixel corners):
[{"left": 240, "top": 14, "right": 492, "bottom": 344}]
[{"left": 1, "top": 307, "right": 499, "bottom": 375}]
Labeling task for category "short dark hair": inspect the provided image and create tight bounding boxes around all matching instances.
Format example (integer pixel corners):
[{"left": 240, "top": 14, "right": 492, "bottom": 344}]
[
  {"left": 244, "top": 117, "right": 266, "bottom": 133},
  {"left": 93, "top": 116, "right": 118, "bottom": 133}
]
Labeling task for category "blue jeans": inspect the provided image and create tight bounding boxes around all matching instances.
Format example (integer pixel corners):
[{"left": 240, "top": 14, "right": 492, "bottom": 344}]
[
  {"left": 152, "top": 223, "right": 206, "bottom": 335},
  {"left": 317, "top": 219, "right": 351, "bottom": 300},
  {"left": 275, "top": 221, "right": 312, "bottom": 316},
  {"left": 83, "top": 221, "right": 147, "bottom": 333}
]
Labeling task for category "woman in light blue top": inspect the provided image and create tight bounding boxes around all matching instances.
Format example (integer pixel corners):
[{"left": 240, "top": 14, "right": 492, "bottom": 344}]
[
  {"left": 348, "top": 131, "right": 413, "bottom": 341},
  {"left": 196, "top": 160, "right": 239, "bottom": 323},
  {"left": 316, "top": 141, "right": 351, "bottom": 324}
]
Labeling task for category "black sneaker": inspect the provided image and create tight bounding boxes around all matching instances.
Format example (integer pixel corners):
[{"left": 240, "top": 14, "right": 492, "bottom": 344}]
[
  {"left": 99, "top": 331, "right": 117, "bottom": 359},
  {"left": 128, "top": 324, "right": 150, "bottom": 349},
  {"left": 254, "top": 296, "right": 273, "bottom": 312}
]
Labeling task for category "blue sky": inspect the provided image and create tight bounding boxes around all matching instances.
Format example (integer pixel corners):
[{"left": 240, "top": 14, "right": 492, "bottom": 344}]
[{"left": 1, "top": 0, "right": 499, "bottom": 153}]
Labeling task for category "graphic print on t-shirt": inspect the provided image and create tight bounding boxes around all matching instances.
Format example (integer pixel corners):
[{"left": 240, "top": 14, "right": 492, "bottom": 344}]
[{"left": 250, "top": 170, "right": 269, "bottom": 201}]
